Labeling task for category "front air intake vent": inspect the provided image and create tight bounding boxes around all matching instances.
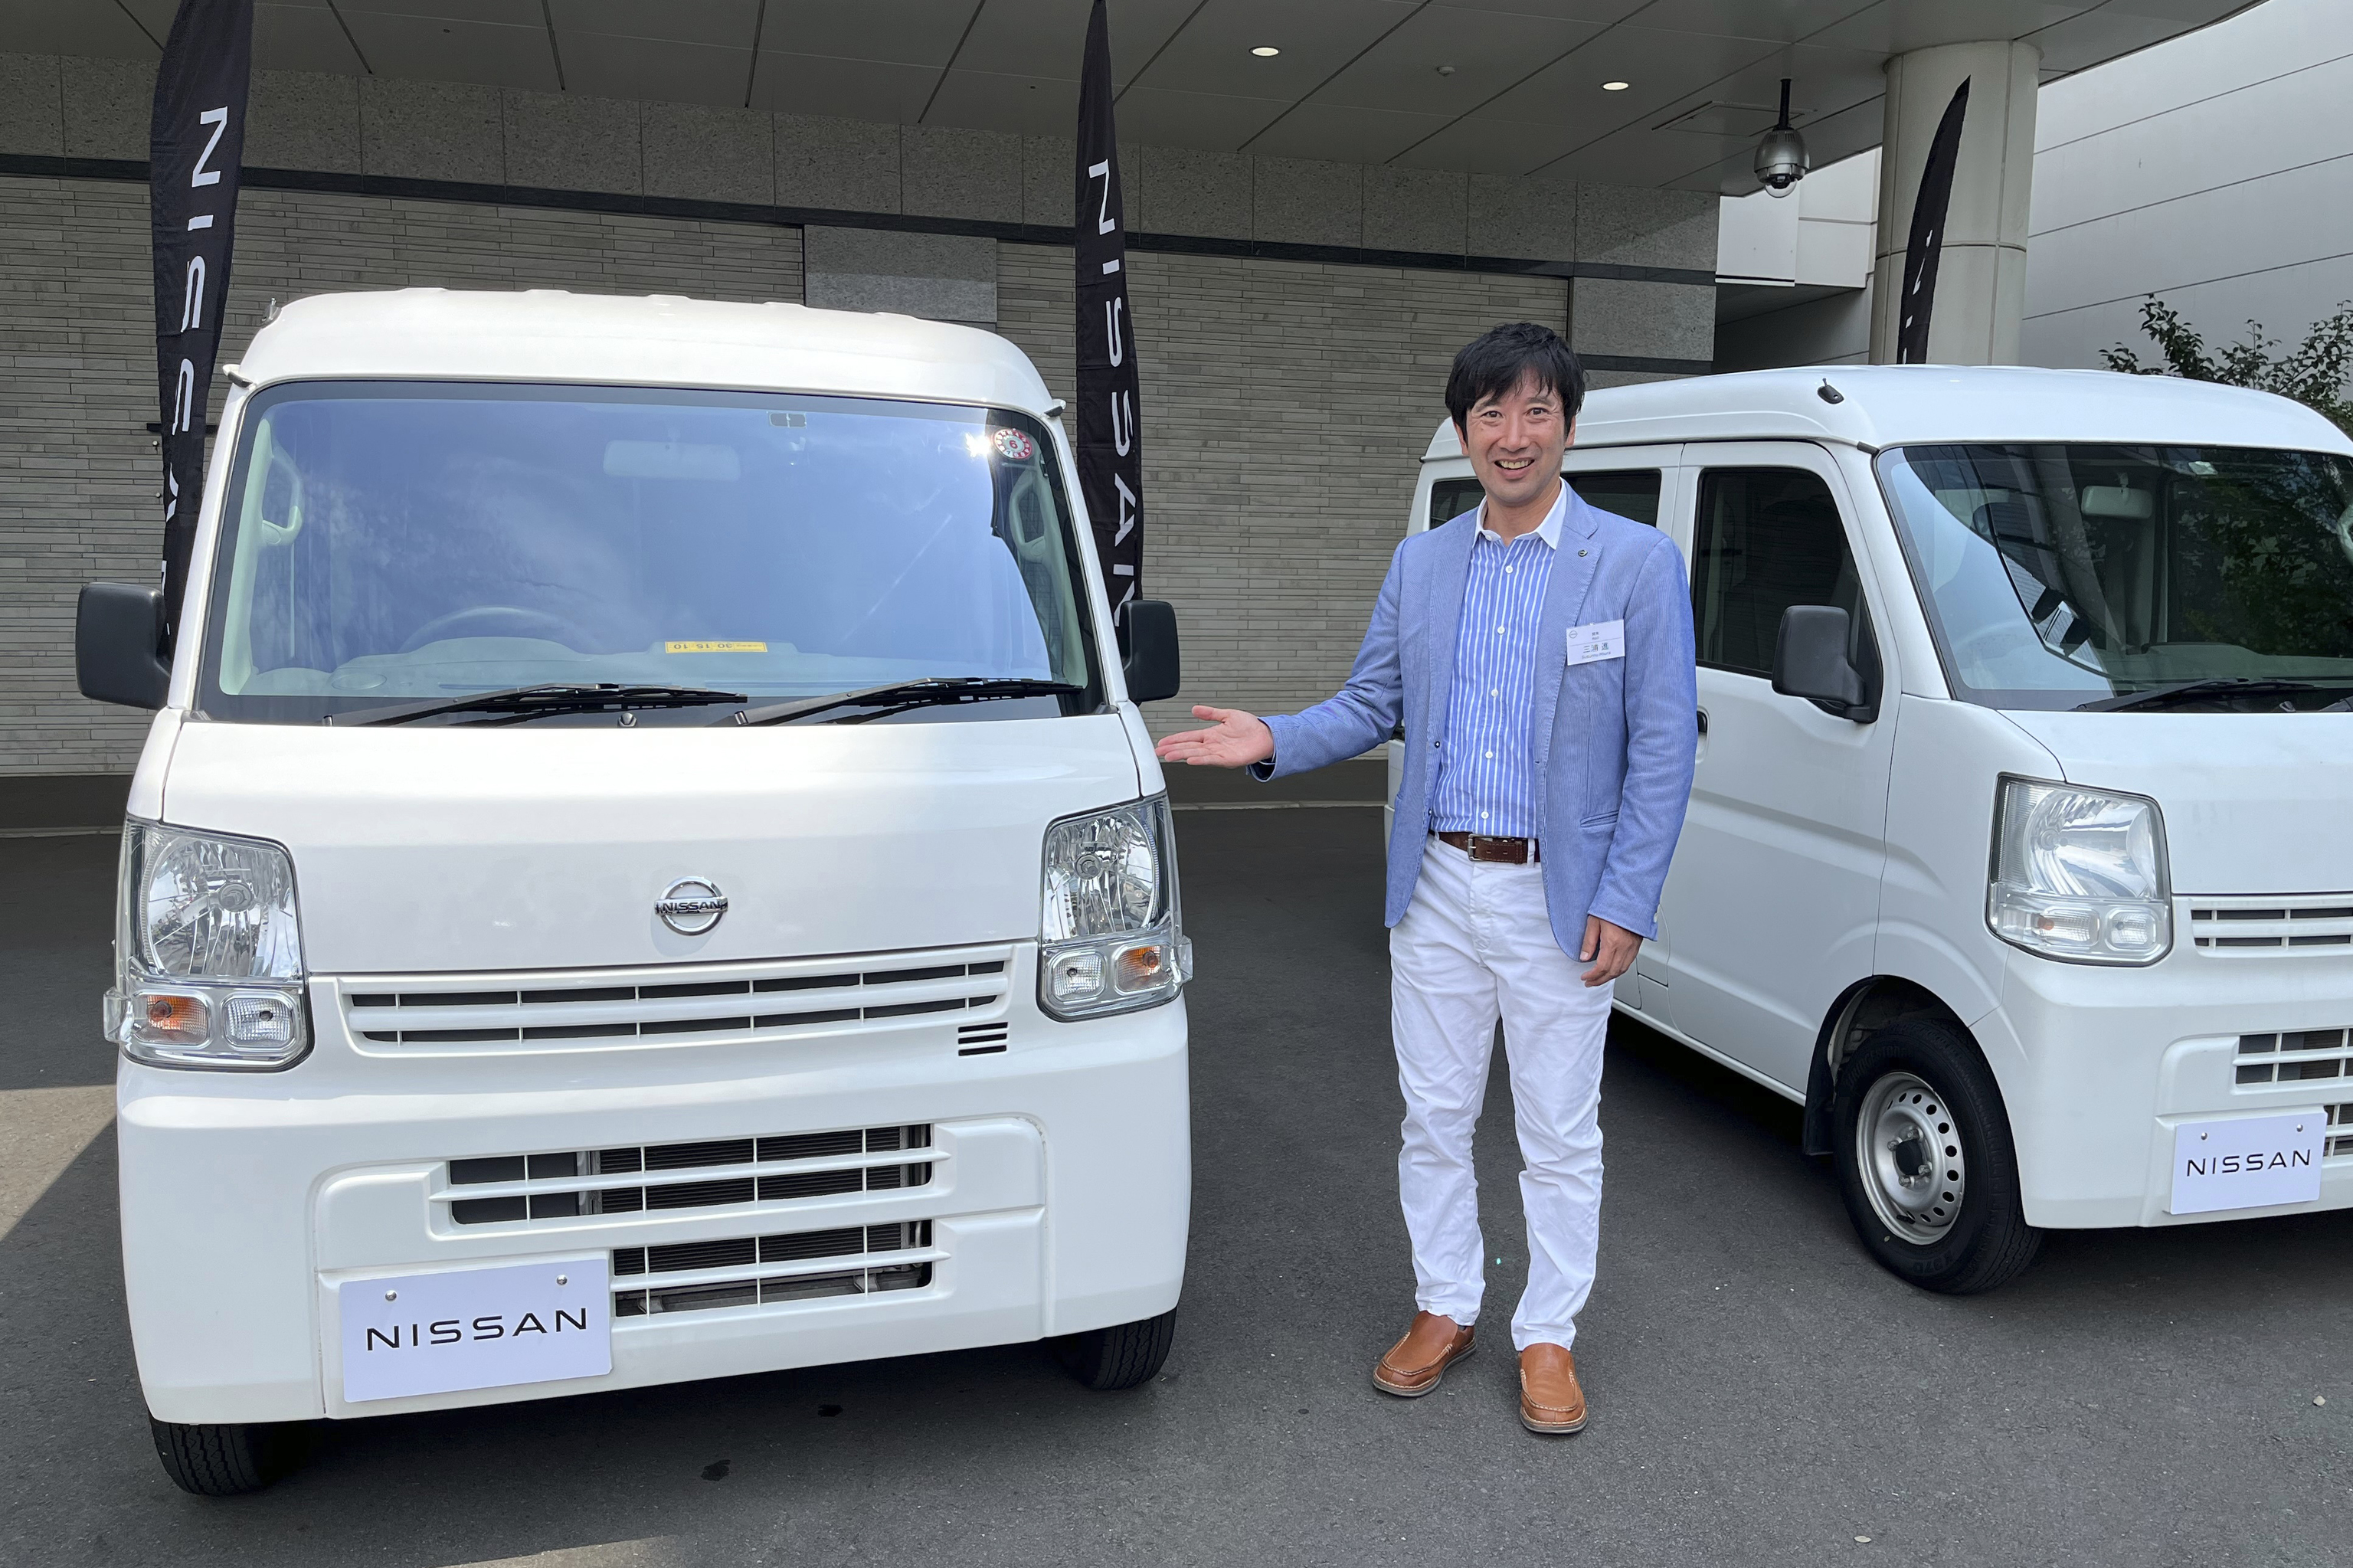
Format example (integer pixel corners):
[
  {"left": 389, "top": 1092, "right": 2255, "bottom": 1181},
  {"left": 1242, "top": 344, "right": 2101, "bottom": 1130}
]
[
  {"left": 2234, "top": 1029, "right": 2351, "bottom": 1086},
  {"left": 2191, "top": 898, "right": 2353, "bottom": 954},
  {"left": 957, "top": 1021, "right": 1010, "bottom": 1055},
  {"left": 612, "top": 1220, "right": 936, "bottom": 1317},
  {"left": 447, "top": 1122, "right": 935, "bottom": 1226}
]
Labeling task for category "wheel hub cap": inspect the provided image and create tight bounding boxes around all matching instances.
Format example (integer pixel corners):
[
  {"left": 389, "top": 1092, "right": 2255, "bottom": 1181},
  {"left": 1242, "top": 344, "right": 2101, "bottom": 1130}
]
[{"left": 1857, "top": 1072, "right": 1967, "bottom": 1243}]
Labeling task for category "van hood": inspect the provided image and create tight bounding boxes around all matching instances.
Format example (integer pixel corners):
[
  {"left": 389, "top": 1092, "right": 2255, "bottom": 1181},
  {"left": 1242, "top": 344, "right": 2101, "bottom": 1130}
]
[
  {"left": 158, "top": 716, "right": 1142, "bottom": 974},
  {"left": 2001, "top": 711, "right": 2353, "bottom": 895}
]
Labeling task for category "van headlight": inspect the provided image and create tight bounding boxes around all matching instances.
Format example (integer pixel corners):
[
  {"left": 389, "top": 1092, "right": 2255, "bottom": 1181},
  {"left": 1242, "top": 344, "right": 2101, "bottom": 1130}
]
[
  {"left": 104, "top": 820, "right": 311, "bottom": 1069},
  {"left": 1039, "top": 796, "right": 1191, "bottom": 1020},
  {"left": 1986, "top": 779, "right": 2171, "bottom": 965}
]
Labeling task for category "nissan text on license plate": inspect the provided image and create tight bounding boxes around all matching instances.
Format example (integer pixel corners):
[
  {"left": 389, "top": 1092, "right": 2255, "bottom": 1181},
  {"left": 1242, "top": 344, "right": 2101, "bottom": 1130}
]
[
  {"left": 339, "top": 1257, "right": 611, "bottom": 1403},
  {"left": 2167, "top": 1112, "right": 2325, "bottom": 1216}
]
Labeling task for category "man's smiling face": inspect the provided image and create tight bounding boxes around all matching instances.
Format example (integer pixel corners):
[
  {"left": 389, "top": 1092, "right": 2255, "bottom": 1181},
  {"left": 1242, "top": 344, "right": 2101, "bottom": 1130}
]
[{"left": 1460, "top": 370, "right": 1572, "bottom": 513}]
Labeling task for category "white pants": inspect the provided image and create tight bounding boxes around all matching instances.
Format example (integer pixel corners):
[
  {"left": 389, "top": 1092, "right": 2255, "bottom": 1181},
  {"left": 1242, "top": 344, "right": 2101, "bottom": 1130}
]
[{"left": 1391, "top": 836, "right": 1612, "bottom": 1351}]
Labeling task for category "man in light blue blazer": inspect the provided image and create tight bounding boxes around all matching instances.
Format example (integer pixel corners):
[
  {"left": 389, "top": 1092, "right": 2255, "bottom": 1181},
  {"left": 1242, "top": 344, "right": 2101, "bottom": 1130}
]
[{"left": 1157, "top": 322, "right": 1696, "bottom": 1435}]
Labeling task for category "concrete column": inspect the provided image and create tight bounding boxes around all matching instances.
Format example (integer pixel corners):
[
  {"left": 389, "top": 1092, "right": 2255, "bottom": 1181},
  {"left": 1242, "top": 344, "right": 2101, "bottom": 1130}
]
[{"left": 1868, "top": 41, "right": 2039, "bottom": 364}]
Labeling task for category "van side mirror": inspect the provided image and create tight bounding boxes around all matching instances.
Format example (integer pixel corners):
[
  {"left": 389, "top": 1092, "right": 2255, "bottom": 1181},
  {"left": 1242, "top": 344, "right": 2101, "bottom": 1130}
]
[
  {"left": 1772, "top": 605, "right": 1877, "bottom": 722},
  {"left": 77, "top": 581, "right": 172, "bottom": 710},
  {"left": 1118, "top": 598, "right": 1181, "bottom": 705}
]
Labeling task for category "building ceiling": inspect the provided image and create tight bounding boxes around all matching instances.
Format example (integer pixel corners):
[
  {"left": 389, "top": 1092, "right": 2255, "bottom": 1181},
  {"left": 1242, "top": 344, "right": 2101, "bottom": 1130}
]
[{"left": 7, "top": 0, "right": 2258, "bottom": 191}]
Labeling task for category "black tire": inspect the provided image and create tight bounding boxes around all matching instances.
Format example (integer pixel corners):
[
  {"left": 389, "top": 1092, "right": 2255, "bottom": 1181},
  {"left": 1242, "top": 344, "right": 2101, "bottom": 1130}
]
[
  {"left": 1061, "top": 1308, "right": 1177, "bottom": 1391},
  {"left": 149, "top": 1418, "right": 298, "bottom": 1497},
  {"left": 1832, "top": 1017, "right": 2042, "bottom": 1295}
]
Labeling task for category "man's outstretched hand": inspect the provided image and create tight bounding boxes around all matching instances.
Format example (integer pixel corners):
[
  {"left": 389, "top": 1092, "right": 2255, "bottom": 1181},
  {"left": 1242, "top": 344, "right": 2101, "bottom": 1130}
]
[{"left": 1154, "top": 705, "right": 1276, "bottom": 770}]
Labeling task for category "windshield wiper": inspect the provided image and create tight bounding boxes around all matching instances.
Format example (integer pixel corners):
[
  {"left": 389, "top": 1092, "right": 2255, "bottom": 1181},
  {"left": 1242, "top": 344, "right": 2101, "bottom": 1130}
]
[
  {"left": 331, "top": 683, "right": 748, "bottom": 727},
  {"left": 725, "top": 677, "right": 1082, "bottom": 727},
  {"left": 2075, "top": 678, "right": 2326, "bottom": 713}
]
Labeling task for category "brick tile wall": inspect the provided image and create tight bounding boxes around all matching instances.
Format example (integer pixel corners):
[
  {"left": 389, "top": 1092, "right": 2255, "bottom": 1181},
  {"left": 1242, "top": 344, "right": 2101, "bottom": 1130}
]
[
  {"left": 995, "top": 243, "right": 1566, "bottom": 740},
  {"left": 0, "top": 174, "right": 800, "bottom": 776}
]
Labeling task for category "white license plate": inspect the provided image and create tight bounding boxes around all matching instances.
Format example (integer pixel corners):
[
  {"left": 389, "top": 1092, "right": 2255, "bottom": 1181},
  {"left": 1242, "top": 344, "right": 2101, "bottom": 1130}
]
[
  {"left": 339, "top": 1257, "right": 611, "bottom": 1404},
  {"left": 2168, "top": 1112, "right": 2325, "bottom": 1216}
]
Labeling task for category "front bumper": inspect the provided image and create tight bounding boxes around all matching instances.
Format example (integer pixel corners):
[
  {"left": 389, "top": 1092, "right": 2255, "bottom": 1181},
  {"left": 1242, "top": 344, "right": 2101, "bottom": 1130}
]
[
  {"left": 1985, "top": 928, "right": 2352, "bottom": 1229},
  {"left": 119, "top": 945, "right": 1188, "bottom": 1425}
]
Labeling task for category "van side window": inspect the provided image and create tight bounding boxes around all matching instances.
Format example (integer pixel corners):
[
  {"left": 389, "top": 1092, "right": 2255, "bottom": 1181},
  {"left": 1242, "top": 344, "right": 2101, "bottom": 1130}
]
[
  {"left": 1567, "top": 470, "right": 1661, "bottom": 527},
  {"left": 1692, "top": 467, "right": 1872, "bottom": 678},
  {"left": 1427, "top": 470, "right": 1661, "bottom": 529}
]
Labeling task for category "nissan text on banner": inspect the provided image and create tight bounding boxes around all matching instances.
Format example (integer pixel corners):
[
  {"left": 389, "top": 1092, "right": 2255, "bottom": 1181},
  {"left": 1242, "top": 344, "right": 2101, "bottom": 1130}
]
[
  {"left": 151, "top": 0, "right": 254, "bottom": 643},
  {"left": 1075, "top": 0, "right": 1142, "bottom": 614}
]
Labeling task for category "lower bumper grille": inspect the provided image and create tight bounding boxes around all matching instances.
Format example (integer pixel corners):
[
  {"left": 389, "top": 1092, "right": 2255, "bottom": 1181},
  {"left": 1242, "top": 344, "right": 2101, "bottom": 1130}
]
[
  {"left": 445, "top": 1122, "right": 934, "bottom": 1226},
  {"left": 2332, "top": 1104, "right": 2353, "bottom": 1160},
  {"left": 612, "top": 1219, "right": 936, "bottom": 1317},
  {"left": 2233, "top": 1028, "right": 2351, "bottom": 1086}
]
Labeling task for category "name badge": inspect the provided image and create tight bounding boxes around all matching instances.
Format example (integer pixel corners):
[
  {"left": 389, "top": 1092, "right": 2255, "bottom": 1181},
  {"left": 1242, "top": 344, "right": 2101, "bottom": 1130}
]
[{"left": 1566, "top": 620, "right": 1625, "bottom": 666}]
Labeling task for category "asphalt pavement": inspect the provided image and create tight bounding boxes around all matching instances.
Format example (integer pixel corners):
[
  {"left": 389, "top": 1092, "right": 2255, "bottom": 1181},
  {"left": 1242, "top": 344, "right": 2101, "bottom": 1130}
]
[{"left": 4, "top": 810, "right": 2349, "bottom": 1567}]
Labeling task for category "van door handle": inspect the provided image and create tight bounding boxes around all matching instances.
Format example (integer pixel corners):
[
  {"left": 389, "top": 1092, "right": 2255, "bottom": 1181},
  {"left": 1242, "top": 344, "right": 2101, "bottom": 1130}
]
[{"left": 1696, "top": 709, "right": 1709, "bottom": 736}]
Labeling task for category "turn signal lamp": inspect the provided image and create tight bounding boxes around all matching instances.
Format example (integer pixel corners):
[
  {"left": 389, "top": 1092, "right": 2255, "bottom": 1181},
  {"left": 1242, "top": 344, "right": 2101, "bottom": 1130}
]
[
  {"left": 1986, "top": 778, "right": 2172, "bottom": 965},
  {"left": 1038, "top": 797, "right": 1192, "bottom": 1019},
  {"left": 106, "top": 820, "right": 313, "bottom": 1069}
]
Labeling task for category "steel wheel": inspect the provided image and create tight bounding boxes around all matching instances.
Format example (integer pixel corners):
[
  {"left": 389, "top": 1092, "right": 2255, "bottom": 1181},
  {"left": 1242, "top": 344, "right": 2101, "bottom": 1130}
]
[{"left": 1854, "top": 1070, "right": 1967, "bottom": 1245}]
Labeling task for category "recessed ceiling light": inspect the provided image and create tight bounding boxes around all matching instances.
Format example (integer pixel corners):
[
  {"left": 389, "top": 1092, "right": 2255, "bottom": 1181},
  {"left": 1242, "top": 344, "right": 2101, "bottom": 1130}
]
[
  {"left": 1251, "top": 46, "right": 1281, "bottom": 57},
  {"left": 1602, "top": 80, "right": 1630, "bottom": 91}
]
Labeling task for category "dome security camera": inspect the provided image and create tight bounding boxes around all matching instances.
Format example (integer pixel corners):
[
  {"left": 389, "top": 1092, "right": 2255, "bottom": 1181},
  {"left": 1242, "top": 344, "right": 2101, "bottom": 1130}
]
[{"left": 1755, "top": 78, "right": 1808, "bottom": 198}]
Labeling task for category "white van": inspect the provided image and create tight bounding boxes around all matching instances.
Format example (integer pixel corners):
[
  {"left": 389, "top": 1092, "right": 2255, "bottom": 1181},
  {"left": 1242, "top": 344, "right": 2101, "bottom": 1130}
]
[
  {"left": 75, "top": 290, "right": 1192, "bottom": 1494},
  {"left": 1398, "top": 366, "right": 2353, "bottom": 1293}
]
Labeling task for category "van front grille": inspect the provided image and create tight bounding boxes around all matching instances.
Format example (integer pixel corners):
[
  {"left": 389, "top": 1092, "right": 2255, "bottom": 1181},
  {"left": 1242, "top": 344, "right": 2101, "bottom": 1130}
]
[
  {"left": 2330, "top": 1104, "right": 2353, "bottom": 1159},
  {"left": 2234, "top": 1029, "right": 2351, "bottom": 1087},
  {"left": 344, "top": 948, "right": 1010, "bottom": 1052},
  {"left": 2191, "top": 898, "right": 2353, "bottom": 954},
  {"left": 444, "top": 1123, "right": 934, "bottom": 1226},
  {"left": 612, "top": 1219, "right": 936, "bottom": 1317}
]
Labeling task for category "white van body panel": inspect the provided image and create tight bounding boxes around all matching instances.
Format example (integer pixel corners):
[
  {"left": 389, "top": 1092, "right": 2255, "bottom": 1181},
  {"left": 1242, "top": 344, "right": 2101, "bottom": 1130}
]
[
  {"left": 1657, "top": 440, "right": 1898, "bottom": 1090},
  {"left": 161, "top": 716, "right": 1141, "bottom": 974},
  {"left": 120, "top": 292, "right": 1189, "bottom": 1425},
  {"left": 1873, "top": 698, "right": 2062, "bottom": 1036},
  {"left": 1568, "top": 364, "right": 2353, "bottom": 456},
  {"left": 1406, "top": 366, "right": 2353, "bottom": 1234},
  {"left": 233, "top": 290, "right": 1058, "bottom": 413},
  {"left": 1998, "top": 711, "right": 2353, "bottom": 894},
  {"left": 123, "top": 1000, "right": 1187, "bottom": 1423}
]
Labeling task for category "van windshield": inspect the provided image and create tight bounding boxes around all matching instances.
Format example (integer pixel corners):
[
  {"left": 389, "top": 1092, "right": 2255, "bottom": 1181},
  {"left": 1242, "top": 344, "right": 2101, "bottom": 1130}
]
[
  {"left": 1877, "top": 444, "right": 2353, "bottom": 710},
  {"left": 198, "top": 382, "right": 1099, "bottom": 723}
]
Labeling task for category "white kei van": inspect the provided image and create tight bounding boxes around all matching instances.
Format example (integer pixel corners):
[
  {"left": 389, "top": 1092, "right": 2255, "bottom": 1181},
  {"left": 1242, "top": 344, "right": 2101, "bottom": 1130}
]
[
  {"left": 1398, "top": 366, "right": 2353, "bottom": 1293},
  {"left": 75, "top": 290, "right": 1192, "bottom": 1494}
]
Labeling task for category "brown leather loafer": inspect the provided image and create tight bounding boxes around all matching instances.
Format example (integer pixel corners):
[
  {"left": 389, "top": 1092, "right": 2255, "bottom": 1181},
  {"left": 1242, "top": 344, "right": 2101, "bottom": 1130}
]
[
  {"left": 1373, "top": 1311, "right": 1474, "bottom": 1396},
  {"left": 1518, "top": 1343, "right": 1587, "bottom": 1434}
]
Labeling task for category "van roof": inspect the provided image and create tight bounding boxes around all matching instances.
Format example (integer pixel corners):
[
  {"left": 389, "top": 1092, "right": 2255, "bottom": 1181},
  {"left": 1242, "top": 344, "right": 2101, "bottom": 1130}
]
[
  {"left": 232, "top": 289, "right": 1055, "bottom": 413},
  {"left": 1421, "top": 365, "right": 2353, "bottom": 460}
]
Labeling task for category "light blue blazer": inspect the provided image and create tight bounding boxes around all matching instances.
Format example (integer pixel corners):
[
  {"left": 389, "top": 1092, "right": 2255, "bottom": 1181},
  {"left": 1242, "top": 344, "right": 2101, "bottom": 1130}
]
[{"left": 1261, "top": 490, "right": 1698, "bottom": 956}]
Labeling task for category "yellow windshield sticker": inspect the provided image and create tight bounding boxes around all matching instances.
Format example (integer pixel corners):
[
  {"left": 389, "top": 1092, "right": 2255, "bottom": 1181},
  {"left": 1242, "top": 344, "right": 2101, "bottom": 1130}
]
[{"left": 664, "top": 640, "right": 768, "bottom": 653}]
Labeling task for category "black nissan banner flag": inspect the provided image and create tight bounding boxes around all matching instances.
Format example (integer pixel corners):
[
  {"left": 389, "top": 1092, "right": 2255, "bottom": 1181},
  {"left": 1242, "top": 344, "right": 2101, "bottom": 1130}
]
[
  {"left": 1075, "top": 0, "right": 1141, "bottom": 612},
  {"left": 1896, "top": 77, "right": 1969, "bottom": 365},
  {"left": 150, "top": 0, "right": 254, "bottom": 641}
]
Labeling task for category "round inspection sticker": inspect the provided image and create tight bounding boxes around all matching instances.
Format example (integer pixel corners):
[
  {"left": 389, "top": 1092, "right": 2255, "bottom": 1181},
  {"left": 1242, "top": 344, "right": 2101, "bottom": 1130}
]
[{"left": 992, "top": 427, "right": 1036, "bottom": 461}]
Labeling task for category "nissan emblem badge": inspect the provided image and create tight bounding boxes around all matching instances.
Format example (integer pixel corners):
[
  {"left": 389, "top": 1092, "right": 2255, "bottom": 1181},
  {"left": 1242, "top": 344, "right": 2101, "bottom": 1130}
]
[{"left": 656, "top": 877, "right": 728, "bottom": 936}]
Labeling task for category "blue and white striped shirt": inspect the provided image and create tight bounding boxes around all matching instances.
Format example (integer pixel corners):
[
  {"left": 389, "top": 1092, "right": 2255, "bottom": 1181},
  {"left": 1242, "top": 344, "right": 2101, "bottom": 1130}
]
[{"left": 1427, "top": 486, "right": 1565, "bottom": 839}]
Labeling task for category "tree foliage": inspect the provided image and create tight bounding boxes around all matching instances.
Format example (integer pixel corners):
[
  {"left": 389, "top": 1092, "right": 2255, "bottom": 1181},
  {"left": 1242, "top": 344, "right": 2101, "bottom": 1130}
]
[{"left": 2101, "top": 296, "right": 2353, "bottom": 434}]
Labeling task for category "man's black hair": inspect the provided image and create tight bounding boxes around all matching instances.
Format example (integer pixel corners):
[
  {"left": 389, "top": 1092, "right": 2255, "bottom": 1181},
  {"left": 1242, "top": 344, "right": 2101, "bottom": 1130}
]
[{"left": 1445, "top": 322, "right": 1586, "bottom": 431}]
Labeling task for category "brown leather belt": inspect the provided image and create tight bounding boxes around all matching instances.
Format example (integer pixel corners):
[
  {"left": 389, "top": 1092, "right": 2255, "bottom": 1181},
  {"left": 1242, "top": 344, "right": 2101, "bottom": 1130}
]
[{"left": 1435, "top": 830, "right": 1540, "bottom": 865}]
